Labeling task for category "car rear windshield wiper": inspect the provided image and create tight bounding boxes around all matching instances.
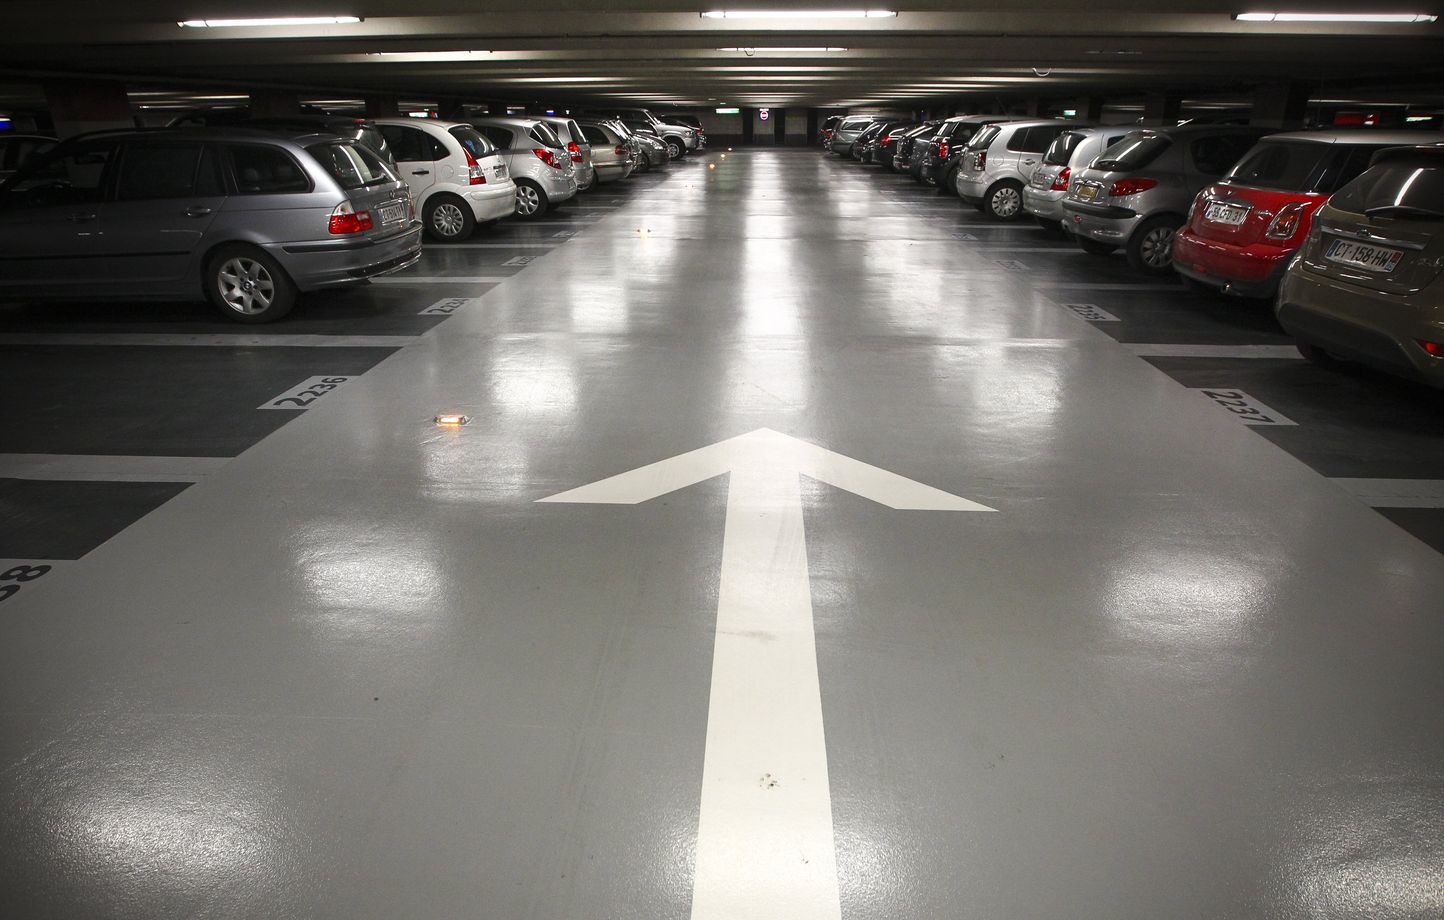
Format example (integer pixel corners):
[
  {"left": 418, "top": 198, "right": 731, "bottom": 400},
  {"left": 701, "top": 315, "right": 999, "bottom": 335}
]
[
  {"left": 1092, "top": 159, "right": 1124, "bottom": 170},
  {"left": 1365, "top": 204, "right": 1444, "bottom": 221}
]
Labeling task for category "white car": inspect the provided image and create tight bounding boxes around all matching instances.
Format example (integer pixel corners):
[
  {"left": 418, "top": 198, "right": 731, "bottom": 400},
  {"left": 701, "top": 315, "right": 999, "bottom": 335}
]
[{"left": 374, "top": 118, "right": 515, "bottom": 242}]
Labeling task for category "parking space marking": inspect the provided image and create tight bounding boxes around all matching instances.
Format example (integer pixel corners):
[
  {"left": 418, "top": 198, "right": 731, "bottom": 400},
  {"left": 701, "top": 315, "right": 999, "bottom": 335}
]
[
  {"left": 1329, "top": 479, "right": 1444, "bottom": 509},
  {"left": 951, "top": 232, "right": 979, "bottom": 241},
  {"left": 1195, "top": 388, "right": 1297, "bottom": 426},
  {"left": 0, "top": 454, "right": 229, "bottom": 482},
  {"left": 1127, "top": 343, "right": 1304, "bottom": 359},
  {"left": 0, "top": 561, "right": 64, "bottom": 606},
  {"left": 432, "top": 243, "right": 559, "bottom": 248},
  {"left": 502, "top": 255, "right": 538, "bottom": 267},
  {"left": 371, "top": 275, "right": 509, "bottom": 284},
  {"left": 1061, "top": 303, "right": 1121, "bottom": 322},
  {"left": 0, "top": 333, "right": 420, "bottom": 348},
  {"left": 977, "top": 247, "right": 1082, "bottom": 253},
  {"left": 419, "top": 296, "right": 481, "bottom": 316},
  {"left": 992, "top": 260, "right": 1029, "bottom": 271},
  {"left": 259, "top": 376, "right": 354, "bottom": 410}
]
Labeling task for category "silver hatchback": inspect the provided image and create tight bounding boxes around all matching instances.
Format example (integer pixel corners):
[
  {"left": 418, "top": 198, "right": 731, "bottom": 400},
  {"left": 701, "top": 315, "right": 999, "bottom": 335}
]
[
  {"left": 1063, "top": 125, "right": 1269, "bottom": 271},
  {"left": 0, "top": 127, "right": 421, "bottom": 322},
  {"left": 1022, "top": 126, "right": 1134, "bottom": 233},
  {"left": 955, "top": 119, "right": 1076, "bottom": 220}
]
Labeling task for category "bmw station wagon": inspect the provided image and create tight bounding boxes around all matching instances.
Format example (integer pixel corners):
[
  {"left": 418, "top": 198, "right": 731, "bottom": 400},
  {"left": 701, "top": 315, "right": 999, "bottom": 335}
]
[{"left": 0, "top": 127, "right": 421, "bottom": 323}]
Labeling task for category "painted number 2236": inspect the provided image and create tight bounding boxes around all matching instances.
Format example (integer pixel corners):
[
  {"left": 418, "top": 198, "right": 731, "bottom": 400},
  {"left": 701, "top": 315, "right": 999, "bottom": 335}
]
[
  {"left": 0, "top": 565, "right": 51, "bottom": 604},
  {"left": 261, "top": 376, "right": 353, "bottom": 410}
]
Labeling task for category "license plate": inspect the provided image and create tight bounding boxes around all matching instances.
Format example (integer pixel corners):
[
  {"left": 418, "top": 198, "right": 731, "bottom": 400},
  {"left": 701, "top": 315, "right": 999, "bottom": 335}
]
[
  {"left": 1077, "top": 184, "right": 1099, "bottom": 201},
  {"left": 378, "top": 203, "right": 404, "bottom": 224},
  {"left": 492, "top": 165, "right": 507, "bottom": 179},
  {"left": 1204, "top": 201, "right": 1249, "bottom": 226},
  {"left": 1326, "top": 238, "right": 1404, "bottom": 273}
]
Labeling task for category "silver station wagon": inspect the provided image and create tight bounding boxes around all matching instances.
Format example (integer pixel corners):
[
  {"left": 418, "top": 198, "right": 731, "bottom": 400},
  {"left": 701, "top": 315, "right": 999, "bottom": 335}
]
[{"left": 0, "top": 127, "right": 422, "bottom": 322}]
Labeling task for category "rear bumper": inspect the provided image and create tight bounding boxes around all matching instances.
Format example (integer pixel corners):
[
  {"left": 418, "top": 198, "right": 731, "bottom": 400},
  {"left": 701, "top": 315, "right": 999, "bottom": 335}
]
[
  {"left": 466, "top": 183, "right": 517, "bottom": 222},
  {"left": 277, "top": 223, "right": 424, "bottom": 290},
  {"left": 1172, "top": 229, "right": 1292, "bottom": 297},
  {"left": 1022, "top": 186, "right": 1066, "bottom": 222},
  {"left": 593, "top": 162, "right": 633, "bottom": 182},
  {"left": 537, "top": 171, "right": 578, "bottom": 202},
  {"left": 1064, "top": 201, "right": 1144, "bottom": 244},
  {"left": 1276, "top": 265, "right": 1444, "bottom": 387},
  {"left": 956, "top": 173, "right": 987, "bottom": 202}
]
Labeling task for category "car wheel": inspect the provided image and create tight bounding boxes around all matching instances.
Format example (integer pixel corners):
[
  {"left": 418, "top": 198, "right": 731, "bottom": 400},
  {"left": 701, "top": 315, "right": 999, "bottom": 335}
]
[
  {"left": 1296, "top": 340, "right": 1340, "bottom": 367},
  {"left": 513, "top": 181, "right": 548, "bottom": 219},
  {"left": 666, "top": 138, "right": 684, "bottom": 159},
  {"left": 1127, "top": 215, "right": 1185, "bottom": 273},
  {"left": 983, "top": 181, "right": 1025, "bottom": 220},
  {"left": 1078, "top": 238, "right": 1117, "bottom": 257},
  {"left": 205, "top": 244, "right": 296, "bottom": 324},
  {"left": 424, "top": 194, "right": 475, "bottom": 242}
]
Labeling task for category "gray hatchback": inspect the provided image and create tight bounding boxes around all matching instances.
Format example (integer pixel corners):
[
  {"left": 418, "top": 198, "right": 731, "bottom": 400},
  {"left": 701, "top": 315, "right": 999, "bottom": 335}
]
[{"left": 0, "top": 127, "right": 422, "bottom": 322}]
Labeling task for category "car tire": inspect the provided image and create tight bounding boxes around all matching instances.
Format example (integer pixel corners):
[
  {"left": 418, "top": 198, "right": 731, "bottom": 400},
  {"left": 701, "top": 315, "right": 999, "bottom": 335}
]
[
  {"left": 1296, "top": 340, "right": 1340, "bottom": 367},
  {"left": 665, "top": 138, "right": 685, "bottom": 160},
  {"left": 1126, "top": 215, "right": 1185, "bottom": 273},
  {"left": 514, "top": 180, "right": 549, "bottom": 219},
  {"left": 1078, "top": 238, "right": 1117, "bottom": 257},
  {"left": 423, "top": 194, "right": 475, "bottom": 242},
  {"left": 204, "top": 244, "right": 296, "bottom": 324},
  {"left": 982, "top": 180, "right": 1025, "bottom": 221}
]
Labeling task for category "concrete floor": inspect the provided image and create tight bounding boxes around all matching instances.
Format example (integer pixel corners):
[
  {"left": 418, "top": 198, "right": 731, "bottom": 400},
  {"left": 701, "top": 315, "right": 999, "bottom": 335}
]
[{"left": 2, "top": 150, "right": 1443, "bottom": 918}]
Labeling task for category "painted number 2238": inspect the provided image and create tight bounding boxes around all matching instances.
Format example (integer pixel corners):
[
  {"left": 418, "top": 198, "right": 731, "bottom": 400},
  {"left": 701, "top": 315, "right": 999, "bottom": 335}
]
[{"left": 0, "top": 565, "right": 52, "bottom": 604}]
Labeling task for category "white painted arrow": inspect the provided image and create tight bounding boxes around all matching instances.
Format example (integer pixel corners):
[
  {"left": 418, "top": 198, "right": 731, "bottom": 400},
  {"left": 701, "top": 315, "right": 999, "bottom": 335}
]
[{"left": 540, "top": 428, "right": 994, "bottom": 920}]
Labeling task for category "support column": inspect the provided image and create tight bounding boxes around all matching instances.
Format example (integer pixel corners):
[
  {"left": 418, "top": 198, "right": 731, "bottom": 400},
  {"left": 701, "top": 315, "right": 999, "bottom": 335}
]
[
  {"left": 741, "top": 107, "right": 756, "bottom": 145},
  {"left": 1023, "top": 97, "right": 1041, "bottom": 117},
  {"left": 249, "top": 90, "right": 302, "bottom": 118},
  {"left": 364, "top": 94, "right": 399, "bottom": 118},
  {"left": 43, "top": 79, "right": 134, "bottom": 140},
  {"left": 1142, "top": 92, "right": 1182, "bottom": 126},
  {"left": 1079, "top": 95, "right": 1105, "bottom": 122},
  {"left": 1251, "top": 81, "right": 1312, "bottom": 129},
  {"left": 806, "top": 108, "right": 819, "bottom": 143},
  {"left": 774, "top": 107, "right": 786, "bottom": 145},
  {"left": 438, "top": 98, "right": 466, "bottom": 121}
]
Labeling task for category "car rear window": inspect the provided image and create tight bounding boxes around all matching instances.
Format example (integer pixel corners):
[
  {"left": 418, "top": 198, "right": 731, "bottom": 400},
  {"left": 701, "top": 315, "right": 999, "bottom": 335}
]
[
  {"left": 306, "top": 141, "right": 392, "bottom": 190},
  {"left": 1094, "top": 132, "right": 1171, "bottom": 171},
  {"left": 967, "top": 124, "right": 1001, "bottom": 150},
  {"left": 1223, "top": 141, "right": 1331, "bottom": 191},
  {"left": 840, "top": 118, "right": 872, "bottom": 132},
  {"left": 1044, "top": 131, "right": 1086, "bottom": 166},
  {"left": 449, "top": 126, "right": 494, "bottom": 158},
  {"left": 1330, "top": 158, "right": 1444, "bottom": 219},
  {"left": 529, "top": 123, "right": 563, "bottom": 147},
  {"left": 230, "top": 144, "right": 311, "bottom": 194},
  {"left": 355, "top": 125, "right": 393, "bottom": 163}
]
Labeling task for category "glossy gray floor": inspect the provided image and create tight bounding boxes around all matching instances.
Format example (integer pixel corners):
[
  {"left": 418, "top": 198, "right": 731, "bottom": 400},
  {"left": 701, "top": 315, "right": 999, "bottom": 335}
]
[{"left": 3, "top": 150, "right": 1442, "bottom": 919}]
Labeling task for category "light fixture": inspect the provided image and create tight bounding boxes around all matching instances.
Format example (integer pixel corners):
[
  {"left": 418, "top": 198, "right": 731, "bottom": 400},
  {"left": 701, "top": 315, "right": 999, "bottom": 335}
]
[
  {"left": 715, "top": 106, "right": 741, "bottom": 113},
  {"left": 367, "top": 50, "right": 490, "bottom": 61},
  {"left": 178, "top": 16, "right": 362, "bottom": 27},
  {"left": 1233, "top": 11, "right": 1437, "bottom": 22},
  {"left": 716, "top": 46, "right": 849, "bottom": 51},
  {"left": 701, "top": 9, "right": 896, "bottom": 18},
  {"left": 434, "top": 414, "right": 470, "bottom": 426}
]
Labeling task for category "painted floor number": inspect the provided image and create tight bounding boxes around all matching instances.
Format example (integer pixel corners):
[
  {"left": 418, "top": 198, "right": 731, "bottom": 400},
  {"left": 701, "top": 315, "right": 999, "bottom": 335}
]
[
  {"left": 260, "top": 376, "right": 353, "bottom": 410},
  {"left": 419, "top": 297, "right": 478, "bottom": 316},
  {"left": 1196, "top": 388, "right": 1297, "bottom": 426},
  {"left": 0, "top": 564, "right": 52, "bottom": 604},
  {"left": 1062, "top": 302, "right": 1120, "bottom": 322}
]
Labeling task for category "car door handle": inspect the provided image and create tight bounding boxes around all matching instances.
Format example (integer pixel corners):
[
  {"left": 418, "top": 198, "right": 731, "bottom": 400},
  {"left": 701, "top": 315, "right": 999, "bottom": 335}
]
[
  {"left": 66, "top": 212, "right": 97, "bottom": 223},
  {"left": 410, "top": 169, "right": 430, "bottom": 176},
  {"left": 1022, "top": 159, "right": 1037, "bottom": 165},
  {"left": 184, "top": 206, "right": 214, "bottom": 218}
]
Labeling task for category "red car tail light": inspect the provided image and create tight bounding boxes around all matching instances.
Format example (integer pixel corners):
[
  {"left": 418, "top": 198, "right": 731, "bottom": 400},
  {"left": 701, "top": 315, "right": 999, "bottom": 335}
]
[
  {"left": 567, "top": 140, "right": 584, "bottom": 163},
  {"left": 1050, "top": 166, "right": 1072, "bottom": 191},
  {"left": 881, "top": 134, "right": 894, "bottom": 145},
  {"left": 1266, "top": 202, "right": 1310, "bottom": 240},
  {"left": 328, "top": 200, "right": 372, "bottom": 235},
  {"left": 937, "top": 141, "right": 950, "bottom": 160},
  {"left": 615, "top": 144, "right": 629, "bottom": 156},
  {"left": 1111, "top": 177, "right": 1158, "bottom": 197},
  {"left": 462, "top": 147, "right": 485, "bottom": 185},
  {"left": 533, "top": 147, "right": 561, "bottom": 169},
  {"left": 975, "top": 150, "right": 987, "bottom": 170},
  {"left": 1419, "top": 340, "right": 1444, "bottom": 357}
]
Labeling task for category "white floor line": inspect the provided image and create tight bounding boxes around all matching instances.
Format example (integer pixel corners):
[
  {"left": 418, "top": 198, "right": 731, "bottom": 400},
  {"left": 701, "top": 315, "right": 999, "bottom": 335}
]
[
  {"left": 431, "top": 243, "right": 561, "bottom": 249},
  {"left": 371, "top": 276, "right": 510, "bottom": 284},
  {"left": 0, "top": 453, "right": 230, "bottom": 482},
  {"left": 1124, "top": 343, "right": 1304, "bottom": 359},
  {"left": 1330, "top": 478, "right": 1444, "bottom": 509},
  {"left": 1032, "top": 282, "right": 1185, "bottom": 291},
  {"left": 971, "top": 247, "right": 1082, "bottom": 253},
  {"left": 0, "top": 333, "right": 420, "bottom": 348}
]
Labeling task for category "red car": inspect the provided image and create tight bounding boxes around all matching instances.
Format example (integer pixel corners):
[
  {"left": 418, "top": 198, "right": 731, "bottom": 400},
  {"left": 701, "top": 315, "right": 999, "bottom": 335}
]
[{"left": 1173, "top": 130, "right": 1429, "bottom": 298}]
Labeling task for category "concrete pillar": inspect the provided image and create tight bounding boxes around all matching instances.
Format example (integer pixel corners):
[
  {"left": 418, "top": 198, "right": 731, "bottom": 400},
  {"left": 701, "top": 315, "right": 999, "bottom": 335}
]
[
  {"left": 364, "top": 94, "right": 399, "bottom": 118},
  {"left": 43, "top": 79, "right": 134, "bottom": 140},
  {"left": 806, "top": 108, "right": 819, "bottom": 142},
  {"left": 741, "top": 107, "right": 756, "bottom": 145},
  {"left": 249, "top": 90, "right": 303, "bottom": 118},
  {"left": 1079, "top": 96, "right": 1105, "bottom": 122},
  {"left": 1023, "top": 97, "right": 1041, "bottom": 117},
  {"left": 1251, "top": 81, "right": 1312, "bottom": 129},
  {"left": 437, "top": 98, "right": 466, "bottom": 121},
  {"left": 1142, "top": 92, "right": 1182, "bottom": 126}
]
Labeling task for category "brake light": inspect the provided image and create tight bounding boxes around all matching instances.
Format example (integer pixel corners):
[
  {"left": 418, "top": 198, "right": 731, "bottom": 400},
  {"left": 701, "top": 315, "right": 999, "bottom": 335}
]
[
  {"left": 1419, "top": 340, "right": 1444, "bottom": 357},
  {"left": 881, "top": 134, "right": 893, "bottom": 145},
  {"left": 1051, "top": 166, "right": 1072, "bottom": 191},
  {"left": 533, "top": 147, "right": 561, "bottom": 169},
  {"left": 462, "top": 147, "right": 485, "bottom": 186},
  {"left": 1266, "top": 202, "right": 1310, "bottom": 240},
  {"left": 937, "top": 141, "right": 949, "bottom": 159},
  {"left": 328, "top": 200, "right": 372, "bottom": 235},
  {"left": 567, "top": 140, "right": 583, "bottom": 163},
  {"left": 1111, "top": 177, "right": 1158, "bottom": 197},
  {"left": 615, "top": 144, "right": 629, "bottom": 156},
  {"left": 975, "top": 150, "right": 987, "bottom": 170}
]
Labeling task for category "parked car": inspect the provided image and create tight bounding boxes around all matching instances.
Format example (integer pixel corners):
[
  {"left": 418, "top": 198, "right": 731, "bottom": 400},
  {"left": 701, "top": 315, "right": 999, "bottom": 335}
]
[
  {"left": 1063, "top": 125, "right": 1269, "bottom": 272},
  {"left": 0, "top": 134, "right": 56, "bottom": 180},
  {"left": 850, "top": 122, "right": 888, "bottom": 161},
  {"left": 1172, "top": 130, "right": 1428, "bottom": 298},
  {"left": 857, "top": 120, "right": 912, "bottom": 165},
  {"left": 819, "top": 114, "right": 844, "bottom": 147},
  {"left": 1275, "top": 144, "right": 1444, "bottom": 386},
  {"left": 167, "top": 107, "right": 395, "bottom": 165},
  {"left": 0, "top": 127, "right": 421, "bottom": 322},
  {"left": 874, "top": 122, "right": 927, "bottom": 170},
  {"left": 576, "top": 121, "right": 635, "bottom": 183},
  {"left": 955, "top": 119, "right": 1077, "bottom": 219},
  {"left": 891, "top": 122, "right": 942, "bottom": 175},
  {"left": 917, "top": 115, "right": 1011, "bottom": 187},
  {"left": 664, "top": 114, "right": 707, "bottom": 145},
  {"left": 373, "top": 118, "right": 514, "bottom": 242},
  {"left": 580, "top": 117, "right": 644, "bottom": 171},
  {"left": 535, "top": 115, "right": 595, "bottom": 191},
  {"left": 623, "top": 123, "right": 671, "bottom": 170},
  {"left": 1023, "top": 126, "right": 1134, "bottom": 234},
  {"left": 828, "top": 116, "right": 881, "bottom": 156},
  {"left": 470, "top": 116, "right": 578, "bottom": 218},
  {"left": 589, "top": 108, "right": 698, "bottom": 159}
]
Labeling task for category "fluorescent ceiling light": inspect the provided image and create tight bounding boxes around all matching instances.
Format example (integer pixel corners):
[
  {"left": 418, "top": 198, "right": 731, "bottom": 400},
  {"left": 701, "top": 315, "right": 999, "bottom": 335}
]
[
  {"left": 702, "top": 9, "right": 896, "bottom": 19},
  {"left": 1233, "top": 11, "right": 1437, "bottom": 22},
  {"left": 716, "top": 46, "right": 849, "bottom": 51},
  {"left": 368, "top": 50, "right": 490, "bottom": 61},
  {"left": 178, "top": 16, "right": 361, "bottom": 27}
]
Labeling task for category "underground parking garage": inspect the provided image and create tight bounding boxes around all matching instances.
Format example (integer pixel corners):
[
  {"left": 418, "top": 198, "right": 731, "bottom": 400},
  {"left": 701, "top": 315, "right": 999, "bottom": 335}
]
[{"left": 2, "top": 4, "right": 1444, "bottom": 917}]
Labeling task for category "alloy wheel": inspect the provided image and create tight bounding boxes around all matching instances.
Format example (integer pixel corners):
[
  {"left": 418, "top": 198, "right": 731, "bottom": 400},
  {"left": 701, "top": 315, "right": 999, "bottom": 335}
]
[
  {"left": 991, "top": 186, "right": 1022, "bottom": 219},
  {"left": 516, "top": 185, "right": 540, "bottom": 216},
  {"left": 431, "top": 202, "right": 466, "bottom": 238},
  {"left": 1140, "top": 226, "right": 1175, "bottom": 269},
  {"left": 217, "top": 257, "right": 275, "bottom": 315}
]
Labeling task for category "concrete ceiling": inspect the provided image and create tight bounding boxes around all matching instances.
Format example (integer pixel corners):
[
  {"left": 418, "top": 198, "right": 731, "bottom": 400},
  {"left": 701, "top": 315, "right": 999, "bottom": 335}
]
[{"left": 3, "top": 1, "right": 1444, "bottom": 109}]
